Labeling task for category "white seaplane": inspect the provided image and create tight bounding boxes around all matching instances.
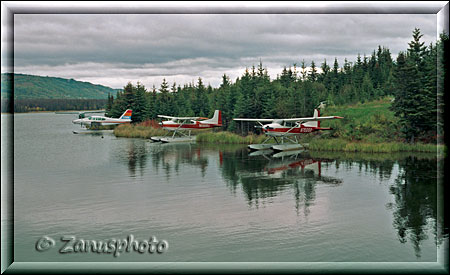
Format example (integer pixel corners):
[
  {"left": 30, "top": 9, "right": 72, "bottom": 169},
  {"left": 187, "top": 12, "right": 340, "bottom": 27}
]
[
  {"left": 233, "top": 108, "right": 343, "bottom": 151},
  {"left": 72, "top": 109, "right": 132, "bottom": 128},
  {"left": 151, "top": 110, "right": 222, "bottom": 143}
]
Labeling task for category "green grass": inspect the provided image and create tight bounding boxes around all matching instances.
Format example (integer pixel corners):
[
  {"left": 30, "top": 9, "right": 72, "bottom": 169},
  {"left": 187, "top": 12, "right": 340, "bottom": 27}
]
[
  {"left": 196, "top": 131, "right": 267, "bottom": 144},
  {"left": 308, "top": 137, "right": 441, "bottom": 153},
  {"left": 113, "top": 123, "right": 167, "bottom": 139},
  {"left": 319, "top": 97, "right": 400, "bottom": 142},
  {"left": 308, "top": 150, "right": 439, "bottom": 162},
  {"left": 195, "top": 132, "right": 442, "bottom": 153},
  {"left": 113, "top": 120, "right": 213, "bottom": 139}
]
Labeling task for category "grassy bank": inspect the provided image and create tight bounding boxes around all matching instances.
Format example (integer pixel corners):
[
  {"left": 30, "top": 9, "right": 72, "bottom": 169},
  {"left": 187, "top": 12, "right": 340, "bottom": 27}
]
[
  {"left": 307, "top": 138, "right": 442, "bottom": 153},
  {"left": 196, "top": 131, "right": 267, "bottom": 144},
  {"left": 196, "top": 131, "right": 442, "bottom": 153},
  {"left": 113, "top": 121, "right": 166, "bottom": 138},
  {"left": 114, "top": 125, "right": 443, "bottom": 153}
]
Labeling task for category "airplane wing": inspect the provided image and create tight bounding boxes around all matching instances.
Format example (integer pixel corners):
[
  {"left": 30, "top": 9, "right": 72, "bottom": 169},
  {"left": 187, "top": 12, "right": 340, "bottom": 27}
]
[
  {"left": 83, "top": 110, "right": 105, "bottom": 113},
  {"left": 158, "top": 115, "right": 201, "bottom": 120},
  {"left": 233, "top": 118, "right": 275, "bottom": 122},
  {"left": 283, "top": 116, "right": 343, "bottom": 122},
  {"left": 55, "top": 110, "right": 104, "bottom": 114}
]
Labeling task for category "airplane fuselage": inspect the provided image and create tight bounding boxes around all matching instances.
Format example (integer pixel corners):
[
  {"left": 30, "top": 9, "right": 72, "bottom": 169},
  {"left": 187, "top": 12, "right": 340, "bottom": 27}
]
[
  {"left": 262, "top": 123, "right": 331, "bottom": 136},
  {"left": 72, "top": 116, "right": 131, "bottom": 126},
  {"left": 161, "top": 120, "right": 221, "bottom": 131}
]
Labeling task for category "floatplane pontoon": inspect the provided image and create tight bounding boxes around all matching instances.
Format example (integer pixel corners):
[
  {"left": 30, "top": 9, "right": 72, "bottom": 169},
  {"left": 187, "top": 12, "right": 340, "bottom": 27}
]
[
  {"left": 233, "top": 107, "right": 343, "bottom": 152},
  {"left": 151, "top": 110, "right": 222, "bottom": 143}
]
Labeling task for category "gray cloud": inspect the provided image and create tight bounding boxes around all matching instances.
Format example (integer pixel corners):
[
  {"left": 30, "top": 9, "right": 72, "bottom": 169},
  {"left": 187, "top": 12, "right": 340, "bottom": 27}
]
[{"left": 11, "top": 13, "right": 438, "bottom": 88}]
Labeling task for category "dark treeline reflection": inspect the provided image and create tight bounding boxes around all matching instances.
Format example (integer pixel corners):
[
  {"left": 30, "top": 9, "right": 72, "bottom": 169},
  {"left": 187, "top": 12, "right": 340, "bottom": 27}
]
[
  {"left": 217, "top": 148, "right": 442, "bottom": 258},
  {"left": 117, "top": 141, "right": 443, "bottom": 257},
  {"left": 310, "top": 151, "right": 443, "bottom": 258},
  {"left": 387, "top": 156, "right": 443, "bottom": 258},
  {"left": 150, "top": 143, "right": 209, "bottom": 179},
  {"left": 111, "top": 138, "right": 149, "bottom": 178}
]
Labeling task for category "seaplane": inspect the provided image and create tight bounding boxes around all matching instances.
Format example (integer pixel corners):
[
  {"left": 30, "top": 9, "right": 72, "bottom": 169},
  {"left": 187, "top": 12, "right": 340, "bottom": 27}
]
[
  {"left": 233, "top": 108, "right": 343, "bottom": 152},
  {"left": 72, "top": 109, "right": 132, "bottom": 129},
  {"left": 151, "top": 110, "right": 222, "bottom": 143}
]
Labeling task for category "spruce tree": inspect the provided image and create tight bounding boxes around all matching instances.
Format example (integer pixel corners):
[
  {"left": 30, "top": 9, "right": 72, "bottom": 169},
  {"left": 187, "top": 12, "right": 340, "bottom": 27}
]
[{"left": 308, "top": 61, "right": 318, "bottom": 82}]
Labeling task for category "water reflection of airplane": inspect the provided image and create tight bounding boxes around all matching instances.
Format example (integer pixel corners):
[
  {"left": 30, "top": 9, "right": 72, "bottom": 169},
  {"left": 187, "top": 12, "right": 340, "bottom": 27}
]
[
  {"left": 151, "top": 110, "right": 222, "bottom": 143},
  {"left": 242, "top": 150, "right": 342, "bottom": 184},
  {"left": 233, "top": 107, "right": 343, "bottom": 151},
  {"left": 220, "top": 150, "right": 343, "bottom": 212}
]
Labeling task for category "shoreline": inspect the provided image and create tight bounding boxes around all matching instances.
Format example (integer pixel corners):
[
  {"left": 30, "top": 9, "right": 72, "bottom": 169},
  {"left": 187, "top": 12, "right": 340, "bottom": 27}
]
[{"left": 112, "top": 128, "right": 444, "bottom": 154}]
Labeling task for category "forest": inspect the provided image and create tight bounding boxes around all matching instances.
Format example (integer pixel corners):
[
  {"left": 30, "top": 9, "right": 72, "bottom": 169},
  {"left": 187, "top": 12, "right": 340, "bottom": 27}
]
[
  {"left": 11, "top": 98, "right": 108, "bottom": 113},
  {"left": 107, "top": 29, "right": 447, "bottom": 144},
  {"left": 2, "top": 73, "right": 118, "bottom": 113},
  {"left": 2, "top": 73, "right": 117, "bottom": 100}
]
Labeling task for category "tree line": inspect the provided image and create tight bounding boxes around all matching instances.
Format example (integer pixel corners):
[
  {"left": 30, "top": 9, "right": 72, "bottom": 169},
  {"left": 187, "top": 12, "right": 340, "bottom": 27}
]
[
  {"left": 12, "top": 98, "right": 108, "bottom": 113},
  {"left": 106, "top": 29, "right": 447, "bottom": 143}
]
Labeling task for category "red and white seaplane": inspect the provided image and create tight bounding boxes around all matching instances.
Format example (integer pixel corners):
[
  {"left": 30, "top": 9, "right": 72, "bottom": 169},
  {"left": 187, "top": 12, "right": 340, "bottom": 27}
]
[
  {"left": 151, "top": 110, "right": 222, "bottom": 143},
  {"left": 233, "top": 108, "right": 343, "bottom": 151}
]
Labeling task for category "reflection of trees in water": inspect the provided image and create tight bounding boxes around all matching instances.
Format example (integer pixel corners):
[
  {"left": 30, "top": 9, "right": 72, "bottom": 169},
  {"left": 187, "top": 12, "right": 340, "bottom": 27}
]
[
  {"left": 150, "top": 144, "right": 209, "bottom": 179},
  {"left": 331, "top": 159, "right": 395, "bottom": 181},
  {"left": 124, "top": 139, "right": 149, "bottom": 178},
  {"left": 121, "top": 142, "right": 442, "bottom": 257},
  {"left": 317, "top": 152, "right": 442, "bottom": 258},
  {"left": 221, "top": 149, "right": 442, "bottom": 257},
  {"left": 387, "top": 156, "right": 441, "bottom": 258}
]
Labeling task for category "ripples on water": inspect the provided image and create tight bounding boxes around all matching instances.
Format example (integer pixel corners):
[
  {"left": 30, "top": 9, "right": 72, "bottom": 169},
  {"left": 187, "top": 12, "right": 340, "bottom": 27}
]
[{"left": 10, "top": 113, "right": 445, "bottom": 262}]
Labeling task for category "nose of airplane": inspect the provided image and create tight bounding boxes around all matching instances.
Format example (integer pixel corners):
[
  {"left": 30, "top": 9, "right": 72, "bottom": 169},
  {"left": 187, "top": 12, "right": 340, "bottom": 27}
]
[
  {"left": 72, "top": 119, "right": 79, "bottom": 124},
  {"left": 158, "top": 122, "right": 163, "bottom": 126}
]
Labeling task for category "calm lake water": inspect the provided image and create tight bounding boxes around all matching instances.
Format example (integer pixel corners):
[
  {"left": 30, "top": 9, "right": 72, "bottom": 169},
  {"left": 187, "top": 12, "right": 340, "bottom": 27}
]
[{"left": 9, "top": 113, "right": 446, "bottom": 263}]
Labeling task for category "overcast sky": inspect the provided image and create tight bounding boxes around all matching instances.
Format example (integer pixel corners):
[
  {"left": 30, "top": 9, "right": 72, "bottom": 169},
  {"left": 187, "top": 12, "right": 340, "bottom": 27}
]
[{"left": 8, "top": 6, "right": 441, "bottom": 89}]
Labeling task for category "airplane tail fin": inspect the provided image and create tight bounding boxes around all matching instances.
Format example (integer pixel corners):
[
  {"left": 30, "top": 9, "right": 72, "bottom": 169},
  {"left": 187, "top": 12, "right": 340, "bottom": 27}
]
[
  {"left": 201, "top": 110, "right": 222, "bottom": 126},
  {"left": 302, "top": 109, "right": 320, "bottom": 127},
  {"left": 119, "top": 109, "right": 132, "bottom": 120}
]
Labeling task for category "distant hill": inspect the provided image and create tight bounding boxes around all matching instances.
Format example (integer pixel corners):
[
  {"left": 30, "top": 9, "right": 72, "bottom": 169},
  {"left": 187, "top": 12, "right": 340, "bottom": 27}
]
[{"left": 1, "top": 73, "right": 119, "bottom": 99}]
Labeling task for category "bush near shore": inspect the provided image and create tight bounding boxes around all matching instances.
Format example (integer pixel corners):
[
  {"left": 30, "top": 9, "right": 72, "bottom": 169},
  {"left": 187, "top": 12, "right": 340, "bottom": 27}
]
[{"left": 113, "top": 120, "right": 166, "bottom": 138}]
